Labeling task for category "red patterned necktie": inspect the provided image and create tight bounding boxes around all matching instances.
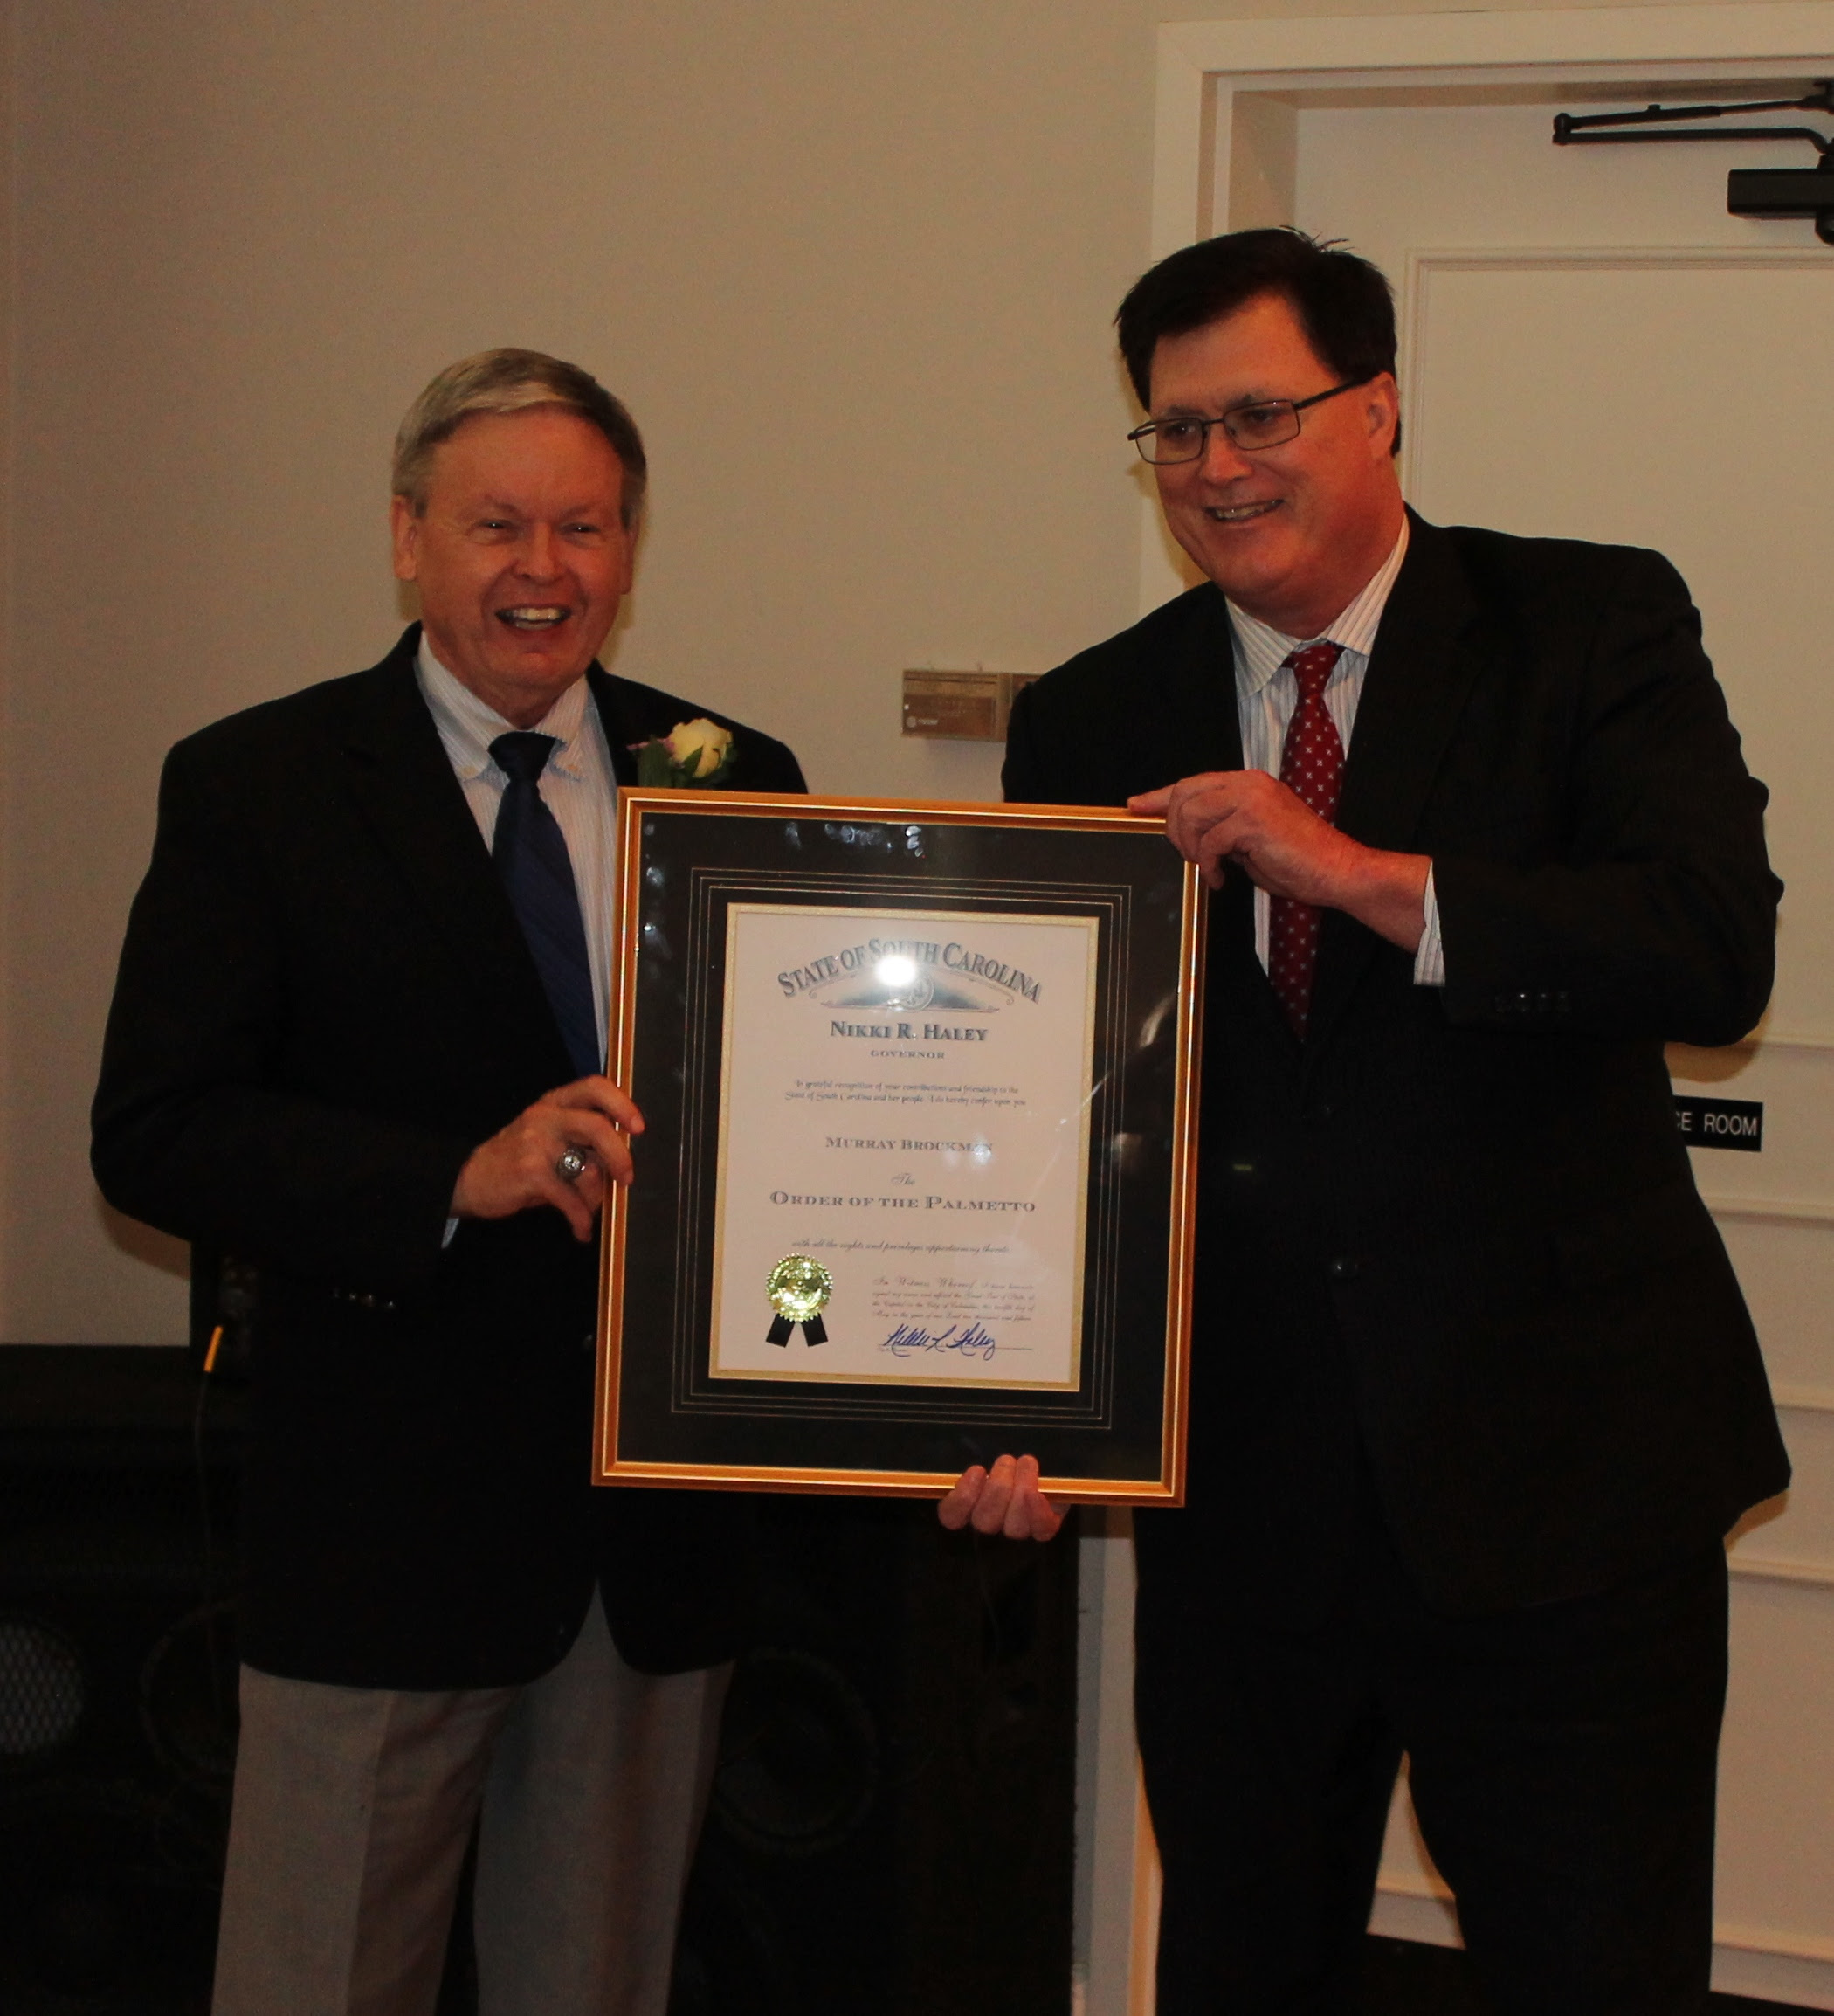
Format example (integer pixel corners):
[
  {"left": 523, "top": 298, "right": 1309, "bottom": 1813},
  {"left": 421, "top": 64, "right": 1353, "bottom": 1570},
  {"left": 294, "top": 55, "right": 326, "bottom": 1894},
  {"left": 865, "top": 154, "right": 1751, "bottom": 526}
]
[{"left": 1267, "top": 640, "right": 1346, "bottom": 1037}]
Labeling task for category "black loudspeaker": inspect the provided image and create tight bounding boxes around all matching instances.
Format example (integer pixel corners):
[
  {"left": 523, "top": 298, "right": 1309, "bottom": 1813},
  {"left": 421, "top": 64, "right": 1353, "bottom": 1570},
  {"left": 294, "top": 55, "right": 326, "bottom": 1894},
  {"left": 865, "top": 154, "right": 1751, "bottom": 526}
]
[
  {"left": 670, "top": 1497, "right": 1078, "bottom": 2016},
  {"left": 0, "top": 1353, "right": 1077, "bottom": 2014},
  {"left": 0, "top": 1347, "right": 240, "bottom": 2016}
]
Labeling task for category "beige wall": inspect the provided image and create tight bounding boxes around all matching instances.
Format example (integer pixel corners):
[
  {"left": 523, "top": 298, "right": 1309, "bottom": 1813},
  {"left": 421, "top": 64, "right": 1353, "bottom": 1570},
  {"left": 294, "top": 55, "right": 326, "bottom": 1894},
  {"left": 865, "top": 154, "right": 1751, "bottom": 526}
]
[{"left": 0, "top": 0, "right": 1753, "bottom": 1343}]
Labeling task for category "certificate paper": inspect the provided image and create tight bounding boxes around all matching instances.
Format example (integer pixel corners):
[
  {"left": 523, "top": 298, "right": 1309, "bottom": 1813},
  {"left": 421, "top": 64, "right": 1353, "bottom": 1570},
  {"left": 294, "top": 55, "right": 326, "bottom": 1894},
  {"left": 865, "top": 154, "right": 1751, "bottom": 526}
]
[{"left": 711, "top": 905, "right": 1099, "bottom": 1390}]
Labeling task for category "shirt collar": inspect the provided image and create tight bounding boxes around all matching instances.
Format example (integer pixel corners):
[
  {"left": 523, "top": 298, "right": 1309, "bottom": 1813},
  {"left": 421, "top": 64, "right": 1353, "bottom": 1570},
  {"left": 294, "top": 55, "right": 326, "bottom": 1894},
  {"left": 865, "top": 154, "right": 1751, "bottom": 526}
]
[
  {"left": 415, "top": 636, "right": 595, "bottom": 782},
  {"left": 1228, "top": 517, "right": 1411, "bottom": 698}
]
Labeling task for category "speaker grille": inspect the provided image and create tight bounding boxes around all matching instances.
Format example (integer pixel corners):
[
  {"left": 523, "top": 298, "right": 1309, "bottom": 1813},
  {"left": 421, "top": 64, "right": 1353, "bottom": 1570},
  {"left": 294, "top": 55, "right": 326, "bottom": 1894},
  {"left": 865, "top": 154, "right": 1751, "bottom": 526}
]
[
  {"left": 141, "top": 1603, "right": 239, "bottom": 1789},
  {"left": 0, "top": 1617, "right": 86, "bottom": 1767},
  {"left": 712, "top": 1647, "right": 879, "bottom": 1860}
]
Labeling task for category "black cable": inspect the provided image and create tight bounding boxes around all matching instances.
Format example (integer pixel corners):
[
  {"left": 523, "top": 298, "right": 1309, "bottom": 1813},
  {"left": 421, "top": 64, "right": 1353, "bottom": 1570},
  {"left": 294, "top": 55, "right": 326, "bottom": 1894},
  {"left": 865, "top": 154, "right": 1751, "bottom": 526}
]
[{"left": 190, "top": 1334, "right": 230, "bottom": 1732}]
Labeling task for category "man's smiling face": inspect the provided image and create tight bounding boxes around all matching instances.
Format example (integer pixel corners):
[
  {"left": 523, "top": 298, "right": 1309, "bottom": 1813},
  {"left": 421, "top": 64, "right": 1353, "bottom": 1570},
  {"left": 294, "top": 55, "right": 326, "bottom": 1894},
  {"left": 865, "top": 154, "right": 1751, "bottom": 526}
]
[
  {"left": 1148, "top": 290, "right": 1403, "bottom": 639},
  {"left": 390, "top": 406, "right": 635, "bottom": 727}
]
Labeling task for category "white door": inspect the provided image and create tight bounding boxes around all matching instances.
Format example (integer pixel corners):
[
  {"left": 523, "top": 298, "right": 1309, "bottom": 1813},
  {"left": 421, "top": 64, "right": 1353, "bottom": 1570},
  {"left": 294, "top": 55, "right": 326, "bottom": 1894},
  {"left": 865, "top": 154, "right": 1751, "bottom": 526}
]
[
  {"left": 1081, "top": 16, "right": 1834, "bottom": 2013},
  {"left": 1294, "top": 89, "right": 1834, "bottom": 2008}
]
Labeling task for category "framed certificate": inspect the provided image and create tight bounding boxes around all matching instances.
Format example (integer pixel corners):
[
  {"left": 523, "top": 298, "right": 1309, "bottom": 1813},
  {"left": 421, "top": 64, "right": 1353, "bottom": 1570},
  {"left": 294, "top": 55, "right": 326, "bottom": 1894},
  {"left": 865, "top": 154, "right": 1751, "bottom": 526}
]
[{"left": 594, "top": 791, "right": 1203, "bottom": 1503}]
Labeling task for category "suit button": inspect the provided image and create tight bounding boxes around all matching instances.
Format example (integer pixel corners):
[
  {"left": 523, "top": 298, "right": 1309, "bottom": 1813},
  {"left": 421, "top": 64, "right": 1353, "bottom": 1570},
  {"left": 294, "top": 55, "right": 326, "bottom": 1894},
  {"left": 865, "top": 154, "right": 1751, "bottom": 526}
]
[
  {"left": 1316, "top": 1101, "right": 1336, "bottom": 1122},
  {"left": 1327, "top": 1256, "right": 1361, "bottom": 1283},
  {"left": 581, "top": 1332, "right": 595, "bottom": 1356}
]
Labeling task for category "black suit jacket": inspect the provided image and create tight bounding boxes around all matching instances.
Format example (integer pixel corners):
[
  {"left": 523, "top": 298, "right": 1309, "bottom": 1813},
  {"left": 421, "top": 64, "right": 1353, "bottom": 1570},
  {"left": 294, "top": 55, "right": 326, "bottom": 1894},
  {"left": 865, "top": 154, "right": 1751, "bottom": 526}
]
[
  {"left": 1006, "top": 516, "right": 1789, "bottom": 1616},
  {"left": 93, "top": 626, "right": 808, "bottom": 1687}
]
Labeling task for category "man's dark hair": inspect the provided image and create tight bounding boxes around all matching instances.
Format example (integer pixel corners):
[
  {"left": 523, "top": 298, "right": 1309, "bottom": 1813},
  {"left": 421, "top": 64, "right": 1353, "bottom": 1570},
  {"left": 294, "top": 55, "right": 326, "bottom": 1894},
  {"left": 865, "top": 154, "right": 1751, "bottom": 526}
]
[{"left": 1116, "top": 229, "right": 1400, "bottom": 454}]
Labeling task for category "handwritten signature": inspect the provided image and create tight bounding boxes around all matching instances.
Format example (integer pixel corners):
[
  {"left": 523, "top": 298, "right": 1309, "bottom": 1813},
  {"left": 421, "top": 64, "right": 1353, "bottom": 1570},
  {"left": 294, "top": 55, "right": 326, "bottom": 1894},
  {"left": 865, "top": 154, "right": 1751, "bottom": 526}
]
[{"left": 881, "top": 1321, "right": 996, "bottom": 1361}]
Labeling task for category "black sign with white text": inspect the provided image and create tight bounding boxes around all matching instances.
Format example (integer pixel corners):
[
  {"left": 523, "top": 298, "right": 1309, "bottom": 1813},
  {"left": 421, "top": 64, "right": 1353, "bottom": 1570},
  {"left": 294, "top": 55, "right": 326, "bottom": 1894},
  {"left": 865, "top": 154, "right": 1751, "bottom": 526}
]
[{"left": 1672, "top": 1097, "right": 1763, "bottom": 1152}]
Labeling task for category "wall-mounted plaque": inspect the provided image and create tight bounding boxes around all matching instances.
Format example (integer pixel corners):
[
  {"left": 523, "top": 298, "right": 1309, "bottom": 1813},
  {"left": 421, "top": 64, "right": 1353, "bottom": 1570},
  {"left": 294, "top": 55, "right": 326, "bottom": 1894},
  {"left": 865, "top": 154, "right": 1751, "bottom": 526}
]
[
  {"left": 595, "top": 791, "right": 1203, "bottom": 1503},
  {"left": 900, "top": 670, "right": 1040, "bottom": 741}
]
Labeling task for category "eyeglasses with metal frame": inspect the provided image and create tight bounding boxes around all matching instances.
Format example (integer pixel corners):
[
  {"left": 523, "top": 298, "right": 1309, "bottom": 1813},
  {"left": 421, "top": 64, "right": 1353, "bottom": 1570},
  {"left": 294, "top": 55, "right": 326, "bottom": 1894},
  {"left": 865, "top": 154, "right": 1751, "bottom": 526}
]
[{"left": 1127, "top": 376, "right": 1374, "bottom": 465}]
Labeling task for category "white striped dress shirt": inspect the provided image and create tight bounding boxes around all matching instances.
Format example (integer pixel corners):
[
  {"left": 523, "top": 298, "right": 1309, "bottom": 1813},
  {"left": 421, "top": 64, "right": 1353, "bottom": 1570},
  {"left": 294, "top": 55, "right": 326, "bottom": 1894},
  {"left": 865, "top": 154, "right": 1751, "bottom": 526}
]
[
  {"left": 416, "top": 641, "right": 620, "bottom": 1053},
  {"left": 1224, "top": 520, "right": 1444, "bottom": 985}
]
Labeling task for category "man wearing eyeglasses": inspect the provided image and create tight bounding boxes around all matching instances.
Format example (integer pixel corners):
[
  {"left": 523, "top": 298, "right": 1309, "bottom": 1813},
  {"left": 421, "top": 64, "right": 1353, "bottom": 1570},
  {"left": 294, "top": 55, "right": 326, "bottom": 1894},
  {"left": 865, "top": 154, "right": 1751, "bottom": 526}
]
[{"left": 941, "top": 230, "right": 1787, "bottom": 2013}]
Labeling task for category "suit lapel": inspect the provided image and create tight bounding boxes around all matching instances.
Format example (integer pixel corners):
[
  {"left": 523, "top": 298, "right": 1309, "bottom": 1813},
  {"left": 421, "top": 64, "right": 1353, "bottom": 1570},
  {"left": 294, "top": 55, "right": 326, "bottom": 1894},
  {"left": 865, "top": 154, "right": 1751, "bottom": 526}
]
[
  {"left": 1148, "top": 590, "right": 1292, "bottom": 1044},
  {"left": 587, "top": 664, "right": 756, "bottom": 787},
  {"left": 1307, "top": 514, "right": 1483, "bottom": 1055},
  {"left": 1158, "top": 588, "right": 1245, "bottom": 783},
  {"left": 587, "top": 665, "right": 645, "bottom": 788},
  {"left": 334, "top": 629, "right": 574, "bottom": 1078}
]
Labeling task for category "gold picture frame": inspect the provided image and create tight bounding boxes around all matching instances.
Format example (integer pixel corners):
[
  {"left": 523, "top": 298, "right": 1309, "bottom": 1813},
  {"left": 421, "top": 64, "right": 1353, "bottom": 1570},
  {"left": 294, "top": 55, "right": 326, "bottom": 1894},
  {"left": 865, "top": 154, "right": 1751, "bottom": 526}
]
[{"left": 594, "top": 791, "right": 1203, "bottom": 1504}]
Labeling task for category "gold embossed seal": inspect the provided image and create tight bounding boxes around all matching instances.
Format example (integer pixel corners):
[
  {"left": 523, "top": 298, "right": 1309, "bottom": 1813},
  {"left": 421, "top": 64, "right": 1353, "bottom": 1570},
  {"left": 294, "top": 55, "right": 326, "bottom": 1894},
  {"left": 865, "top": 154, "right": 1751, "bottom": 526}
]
[{"left": 765, "top": 1253, "right": 831, "bottom": 1346}]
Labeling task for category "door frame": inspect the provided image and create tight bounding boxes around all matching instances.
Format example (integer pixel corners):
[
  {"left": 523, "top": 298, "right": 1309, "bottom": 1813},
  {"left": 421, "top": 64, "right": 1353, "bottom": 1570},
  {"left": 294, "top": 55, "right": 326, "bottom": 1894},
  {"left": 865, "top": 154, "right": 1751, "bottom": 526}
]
[
  {"left": 1078, "top": 10, "right": 1834, "bottom": 2011},
  {"left": 1135, "top": 1, "right": 1834, "bottom": 613}
]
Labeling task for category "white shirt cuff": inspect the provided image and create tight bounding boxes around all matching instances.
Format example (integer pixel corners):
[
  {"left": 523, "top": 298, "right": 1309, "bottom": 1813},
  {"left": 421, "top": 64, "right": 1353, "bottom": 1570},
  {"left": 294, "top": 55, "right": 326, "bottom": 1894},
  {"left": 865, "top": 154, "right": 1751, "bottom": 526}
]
[{"left": 1413, "top": 863, "right": 1445, "bottom": 986}]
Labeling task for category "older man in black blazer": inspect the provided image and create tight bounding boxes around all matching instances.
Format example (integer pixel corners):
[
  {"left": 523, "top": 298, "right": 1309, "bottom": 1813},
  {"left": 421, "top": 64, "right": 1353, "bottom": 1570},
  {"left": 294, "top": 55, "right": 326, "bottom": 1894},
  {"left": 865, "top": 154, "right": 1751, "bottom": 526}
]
[
  {"left": 942, "top": 233, "right": 1788, "bottom": 2013},
  {"left": 93, "top": 350, "right": 804, "bottom": 2016}
]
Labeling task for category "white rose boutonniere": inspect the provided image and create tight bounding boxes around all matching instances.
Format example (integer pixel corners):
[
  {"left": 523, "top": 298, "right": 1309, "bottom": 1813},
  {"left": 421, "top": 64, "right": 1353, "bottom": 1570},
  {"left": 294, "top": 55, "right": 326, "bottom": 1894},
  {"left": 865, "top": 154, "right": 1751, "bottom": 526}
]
[{"left": 633, "top": 717, "right": 736, "bottom": 788}]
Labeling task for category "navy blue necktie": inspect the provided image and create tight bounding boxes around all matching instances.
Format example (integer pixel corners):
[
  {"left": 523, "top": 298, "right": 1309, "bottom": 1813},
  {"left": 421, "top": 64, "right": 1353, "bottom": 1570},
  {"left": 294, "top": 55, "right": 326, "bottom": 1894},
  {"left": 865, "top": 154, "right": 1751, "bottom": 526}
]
[{"left": 489, "top": 732, "right": 600, "bottom": 1078}]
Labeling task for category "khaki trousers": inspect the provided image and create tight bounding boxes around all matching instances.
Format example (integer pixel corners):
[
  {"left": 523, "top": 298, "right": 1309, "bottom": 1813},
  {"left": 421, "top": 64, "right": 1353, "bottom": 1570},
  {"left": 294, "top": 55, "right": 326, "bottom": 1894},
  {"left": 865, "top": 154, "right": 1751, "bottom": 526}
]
[{"left": 211, "top": 1592, "right": 726, "bottom": 2016}]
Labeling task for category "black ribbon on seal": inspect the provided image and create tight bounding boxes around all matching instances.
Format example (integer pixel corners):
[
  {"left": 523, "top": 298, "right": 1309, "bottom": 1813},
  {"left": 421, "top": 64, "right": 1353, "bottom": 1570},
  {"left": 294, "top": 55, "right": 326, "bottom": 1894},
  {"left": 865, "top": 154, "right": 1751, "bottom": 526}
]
[{"left": 765, "top": 1253, "right": 831, "bottom": 1346}]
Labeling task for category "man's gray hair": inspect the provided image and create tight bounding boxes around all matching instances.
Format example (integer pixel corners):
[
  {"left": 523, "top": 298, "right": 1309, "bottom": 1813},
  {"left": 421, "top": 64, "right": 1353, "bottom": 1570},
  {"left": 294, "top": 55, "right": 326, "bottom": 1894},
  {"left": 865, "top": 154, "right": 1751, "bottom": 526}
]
[{"left": 392, "top": 348, "right": 648, "bottom": 525}]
